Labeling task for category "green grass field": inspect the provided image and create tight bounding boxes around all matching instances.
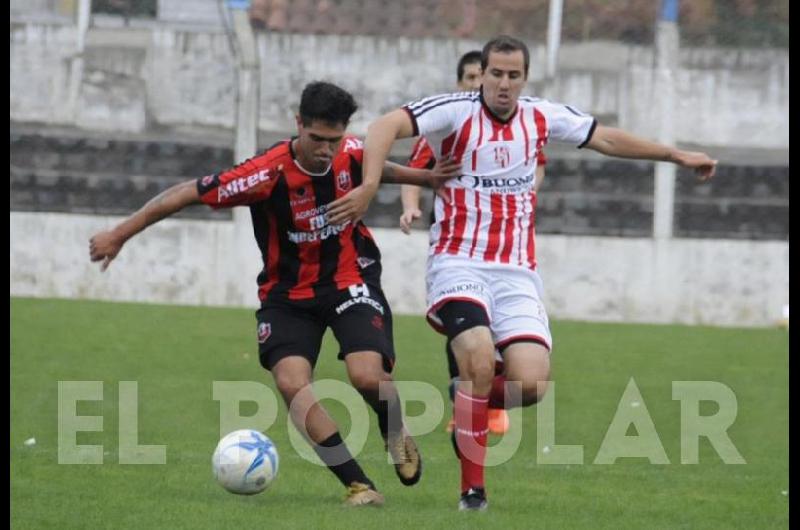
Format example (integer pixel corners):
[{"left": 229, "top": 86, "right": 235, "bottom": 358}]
[{"left": 11, "top": 297, "right": 789, "bottom": 529}]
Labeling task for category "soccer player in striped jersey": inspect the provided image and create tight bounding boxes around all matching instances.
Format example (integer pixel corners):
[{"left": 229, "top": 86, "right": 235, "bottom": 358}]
[
  {"left": 89, "top": 81, "right": 459, "bottom": 507},
  {"left": 399, "top": 50, "right": 543, "bottom": 437},
  {"left": 328, "top": 36, "right": 717, "bottom": 511}
]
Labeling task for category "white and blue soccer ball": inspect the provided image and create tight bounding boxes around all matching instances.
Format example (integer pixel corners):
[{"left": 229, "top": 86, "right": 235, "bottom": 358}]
[{"left": 212, "top": 429, "right": 279, "bottom": 495}]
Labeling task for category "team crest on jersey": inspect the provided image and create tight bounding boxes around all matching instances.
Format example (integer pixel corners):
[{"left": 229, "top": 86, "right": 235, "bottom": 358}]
[
  {"left": 337, "top": 170, "right": 351, "bottom": 192},
  {"left": 257, "top": 322, "right": 271, "bottom": 343},
  {"left": 494, "top": 146, "right": 511, "bottom": 168},
  {"left": 201, "top": 175, "right": 215, "bottom": 187}
]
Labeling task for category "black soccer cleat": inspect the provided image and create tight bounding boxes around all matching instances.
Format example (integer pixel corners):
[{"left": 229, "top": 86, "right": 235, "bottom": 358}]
[{"left": 458, "top": 487, "right": 488, "bottom": 511}]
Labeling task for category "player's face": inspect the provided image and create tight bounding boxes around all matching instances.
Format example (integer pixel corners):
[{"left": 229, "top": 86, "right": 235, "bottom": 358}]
[
  {"left": 457, "top": 62, "right": 482, "bottom": 91},
  {"left": 295, "top": 118, "right": 346, "bottom": 173},
  {"left": 481, "top": 50, "right": 527, "bottom": 119}
]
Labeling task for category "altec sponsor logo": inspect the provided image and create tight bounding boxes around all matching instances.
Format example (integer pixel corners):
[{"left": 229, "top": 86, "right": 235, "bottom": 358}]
[{"left": 218, "top": 169, "right": 272, "bottom": 201}]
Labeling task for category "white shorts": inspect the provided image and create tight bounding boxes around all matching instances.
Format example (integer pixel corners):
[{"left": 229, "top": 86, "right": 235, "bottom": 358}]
[{"left": 426, "top": 255, "right": 552, "bottom": 352}]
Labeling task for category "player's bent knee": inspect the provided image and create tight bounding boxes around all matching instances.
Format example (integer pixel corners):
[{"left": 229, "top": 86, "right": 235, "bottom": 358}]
[
  {"left": 520, "top": 379, "right": 550, "bottom": 406},
  {"left": 274, "top": 374, "right": 312, "bottom": 402},
  {"left": 349, "top": 369, "right": 388, "bottom": 395},
  {"left": 461, "top": 354, "right": 495, "bottom": 384}
]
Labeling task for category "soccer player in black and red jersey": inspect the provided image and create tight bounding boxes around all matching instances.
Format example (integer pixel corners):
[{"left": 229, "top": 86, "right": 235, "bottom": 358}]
[{"left": 88, "top": 81, "right": 458, "bottom": 507}]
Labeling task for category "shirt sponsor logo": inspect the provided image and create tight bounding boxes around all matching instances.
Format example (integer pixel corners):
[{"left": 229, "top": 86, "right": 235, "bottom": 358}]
[
  {"left": 335, "top": 295, "right": 385, "bottom": 315},
  {"left": 218, "top": 169, "right": 273, "bottom": 201},
  {"left": 458, "top": 173, "right": 534, "bottom": 191},
  {"left": 434, "top": 282, "right": 485, "bottom": 299},
  {"left": 287, "top": 223, "right": 347, "bottom": 243},
  {"left": 295, "top": 204, "right": 328, "bottom": 221}
]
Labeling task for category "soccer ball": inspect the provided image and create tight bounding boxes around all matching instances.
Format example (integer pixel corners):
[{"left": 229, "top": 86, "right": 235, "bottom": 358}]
[{"left": 212, "top": 429, "right": 279, "bottom": 495}]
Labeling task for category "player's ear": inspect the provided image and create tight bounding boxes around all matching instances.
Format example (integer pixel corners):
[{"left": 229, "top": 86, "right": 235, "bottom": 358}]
[{"left": 295, "top": 114, "right": 303, "bottom": 131}]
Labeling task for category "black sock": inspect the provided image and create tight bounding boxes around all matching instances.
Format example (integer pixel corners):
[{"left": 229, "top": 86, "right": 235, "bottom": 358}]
[
  {"left": 313, "top": 432, "right": 374, "bottom": 489},
  {"left": 368, "top": 393, "right": 403, "bottom": 440}
]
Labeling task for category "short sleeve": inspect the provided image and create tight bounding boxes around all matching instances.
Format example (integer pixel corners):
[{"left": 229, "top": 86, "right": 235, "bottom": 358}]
[
  {"left": 196, "top": 157, "right": 280, "bottom": 209},
  {"left": 403, "top": 92, "right": 477, "bottom": 139},
  {"left": 536, "top": 100, "right": 597, "bottom": 148}
]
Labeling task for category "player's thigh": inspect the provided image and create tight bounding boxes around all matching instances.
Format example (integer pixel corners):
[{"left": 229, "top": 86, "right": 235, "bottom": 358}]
[
  {"left": 255, "top": 301, "right": 326, "bottom": 375},
  {"left": 426, "top": 258, "right": 493, "bottom": 335},
  {"left": 328, "top": 283, "right": 395, "bottom": 374},
  {"left": 491, "top": 269, "right": 553, "bottom": 353}
]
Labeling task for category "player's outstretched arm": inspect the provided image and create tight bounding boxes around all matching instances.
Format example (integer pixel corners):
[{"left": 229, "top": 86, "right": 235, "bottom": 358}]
[
  {"left": 381, "top": 157, "right": 460, "bottom": 187},
  {"left": 327, "top": 109, "right": 416, "bottom": 225},
  {"left": 89, "top": 179, "right": 201, "bottom": 271},
  {"left": 585, "top": 125, "right": 718, "bottom": 180}
]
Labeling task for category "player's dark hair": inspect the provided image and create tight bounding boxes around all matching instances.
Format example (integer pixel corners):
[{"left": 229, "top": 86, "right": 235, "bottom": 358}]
[
  {"left": 299, "top": 81, "right": 358, "bottom": 127},
  {"left": 456, "top": 50, "right": 482, "bottom": 82},
  {"left": 481, "top": 35, "right": 530, "bottom": 77}
]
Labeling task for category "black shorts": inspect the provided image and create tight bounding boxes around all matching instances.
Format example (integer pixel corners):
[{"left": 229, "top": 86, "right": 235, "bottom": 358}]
[{"left": 255, "top": 282, "right": 395, "bottom": 373}]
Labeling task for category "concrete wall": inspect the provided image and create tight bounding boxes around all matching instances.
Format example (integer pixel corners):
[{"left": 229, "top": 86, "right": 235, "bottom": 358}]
[
  {"left": 10, "top": 18, "right": 789, "bottom": 149},
  {"left": 10, "top": 212, "right": 789, "bottom": 328}
]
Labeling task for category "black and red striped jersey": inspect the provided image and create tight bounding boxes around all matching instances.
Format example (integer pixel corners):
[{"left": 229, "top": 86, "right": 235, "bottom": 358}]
[{"left": 196, "top": 135, "right": 382, "bottom": 302}]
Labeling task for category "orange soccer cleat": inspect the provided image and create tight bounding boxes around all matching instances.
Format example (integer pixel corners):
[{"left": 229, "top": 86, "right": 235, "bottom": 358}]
[{"left": 487, "top": 408, "right": 509, "bottom": 434}]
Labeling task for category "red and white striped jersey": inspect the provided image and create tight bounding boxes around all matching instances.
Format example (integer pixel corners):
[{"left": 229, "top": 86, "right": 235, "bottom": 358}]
[{"left": 403, "top": 90, "right": 595, "bottom": 269}]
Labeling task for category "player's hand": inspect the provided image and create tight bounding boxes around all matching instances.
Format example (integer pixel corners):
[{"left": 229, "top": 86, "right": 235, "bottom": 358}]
[
  {"left": 399, "top": 208, "right": 422, "bottom": 235},
  {"left": 89, "top": 230, "right": 124, "bottom": 271},
  {"left": 327, "top": 184, "right": 377, "bottom": 225},
  {"left": 427, "top": 156, "right": 461, "bottom": 189},
  {"left": 673, "top": 150, "right": 718, "bottom": 181}
]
